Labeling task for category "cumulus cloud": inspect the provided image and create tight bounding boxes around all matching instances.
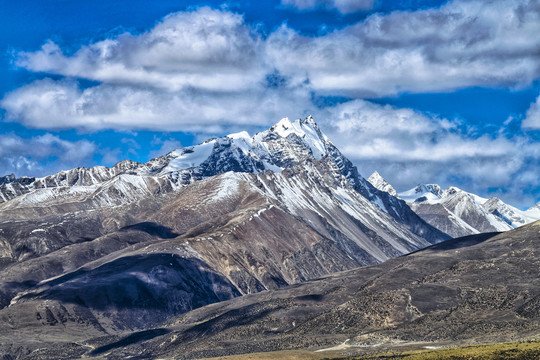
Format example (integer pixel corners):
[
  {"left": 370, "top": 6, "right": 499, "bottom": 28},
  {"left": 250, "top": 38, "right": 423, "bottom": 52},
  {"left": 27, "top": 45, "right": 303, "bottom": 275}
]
[
  {"left": 2, "top": 2, "right": 540, "bottom": 130},
  {"left": 281, "top": 0, "right": 375, "bottom": 14},
  {"left": 321, "top": 100, "right": 516, "bottom": 162},
  {"left": 0, "top": 133, "right": 96, "bottom": 177},
  {"left": 1, "top": 78, "right": 315, "bottom": 132},
  {"left": 16, "top": 8, "right": 264, "bottom": 92},
  {"left": 523, "top": 95, "right": 540, "bottom": 129},
  {"left": 268, "top": 0, "right": 540, "bottom": 96},
  {"left": 317, "top": 99, "right": 540, "bottom": 208}
]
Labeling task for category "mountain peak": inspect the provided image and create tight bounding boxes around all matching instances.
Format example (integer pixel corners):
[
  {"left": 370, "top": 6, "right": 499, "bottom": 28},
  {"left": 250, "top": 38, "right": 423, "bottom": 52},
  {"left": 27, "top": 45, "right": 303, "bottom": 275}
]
[
  {"left": 444, "top": 186, "right": 462, "bottom": 196},
  {"left": 483, "top": 196, "right": 502, "bottom": 208},
  {"left": 0, "top": 173, "right": 16, "bottom": 185},
  {"left": 367, "top": 171, "right": 397, "bottom": 197},
  {"left": 525, "top": 201, "right": 540, "bottom": 218},
  {"left": 270, "top": 116, "right": 320, "bottom": 135},
  {"left": 226, "top": 131, "right": 250, "bottom": 140},
  {"left": 528, "top": 201, "right": 540, "bottom": 211},
  {"left": 399, "top": 183, "right": 443, "bottom": 203},
  {"left": 299, "top": 114, "right": 317, "bottom": 127},
  {"left": 368, "top": 170, "right": 381, "bottom": 179},
  {"left": 399, "top": 182, "right": 539, "bottom": 237},
  {"left": 273, "top": 117, "right": 294, "bottom": 131},
  {"left": 264, "top": 116, "right": 329, "bottom": 159},
  {"left": 156, "top": 115, "right": 338, "bottom": 180}
]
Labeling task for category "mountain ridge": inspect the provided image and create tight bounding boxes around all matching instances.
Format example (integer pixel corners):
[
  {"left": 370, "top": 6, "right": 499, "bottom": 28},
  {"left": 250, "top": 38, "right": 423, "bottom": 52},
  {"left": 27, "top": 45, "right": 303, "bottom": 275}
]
[
  {"left": 0, "top": 117, "right": 447, "bottom": 260},
  {"left": 367, "top": 172, "right": 540, "bottom": 238}
]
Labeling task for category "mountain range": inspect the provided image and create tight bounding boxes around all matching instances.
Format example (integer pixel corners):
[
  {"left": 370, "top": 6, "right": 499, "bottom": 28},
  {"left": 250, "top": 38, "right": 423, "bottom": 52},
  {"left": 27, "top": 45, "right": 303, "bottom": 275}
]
[
  {"left": 0, "top": 117, "right": 538, "bottom": 359},
  {"left": 368, "top": 171, "right": 540, "bottom": 238}
]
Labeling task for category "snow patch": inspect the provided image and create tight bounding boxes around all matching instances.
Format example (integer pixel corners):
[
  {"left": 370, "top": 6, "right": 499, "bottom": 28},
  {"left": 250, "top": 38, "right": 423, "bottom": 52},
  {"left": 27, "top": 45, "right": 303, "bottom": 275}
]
[
  {"left": 209, "top": 173, "right": 240, "bottom": 203},
  {"left": 399, "top": 184, "right": 441, "bottom": 203},
  {"left": 164, "top": 140, "right": 216, "bottom": 172},
  {"left": 272, "top": 117, "right": 327, "bottom": 159}
]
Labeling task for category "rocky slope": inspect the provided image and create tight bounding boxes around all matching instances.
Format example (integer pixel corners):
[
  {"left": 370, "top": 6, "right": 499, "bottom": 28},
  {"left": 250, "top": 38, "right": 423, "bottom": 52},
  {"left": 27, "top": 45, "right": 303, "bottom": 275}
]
[
  {"left": 2, "top": 221, "right": 537, "bottom": 359},
  {"left": 368, "top": 173, "right": 540, "bottom": 238}
]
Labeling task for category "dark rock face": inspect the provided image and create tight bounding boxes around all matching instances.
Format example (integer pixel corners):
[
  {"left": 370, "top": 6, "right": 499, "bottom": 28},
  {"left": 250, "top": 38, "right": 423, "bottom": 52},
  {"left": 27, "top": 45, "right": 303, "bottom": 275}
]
[
  {"left": 198, "top": 137, "right": 266, "bottom": 176},
  {"left": 325, "top": 146, "right": 449, "bottom": 245},
  {"left": 0, "top": 174, "right": 16, "bottom": 185}
]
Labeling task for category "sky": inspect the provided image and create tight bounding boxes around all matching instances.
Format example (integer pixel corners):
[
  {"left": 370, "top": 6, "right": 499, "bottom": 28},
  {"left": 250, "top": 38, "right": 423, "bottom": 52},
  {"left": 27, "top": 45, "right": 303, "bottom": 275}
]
[{"left": 0, "top": 0, "right": 539, "bottom": 209}]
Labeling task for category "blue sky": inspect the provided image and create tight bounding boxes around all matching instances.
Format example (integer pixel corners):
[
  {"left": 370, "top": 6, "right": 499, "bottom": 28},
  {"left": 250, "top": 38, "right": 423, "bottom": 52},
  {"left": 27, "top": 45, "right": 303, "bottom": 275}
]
[{"left": 0, "top": 0, "right": 539, "bottom": 208}]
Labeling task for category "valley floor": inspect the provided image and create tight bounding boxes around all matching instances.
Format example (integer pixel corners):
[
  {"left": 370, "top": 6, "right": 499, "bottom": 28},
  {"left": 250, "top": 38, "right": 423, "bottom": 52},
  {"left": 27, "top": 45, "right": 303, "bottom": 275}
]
[{"left": 200, "top": 339, "right": 540, "bottom": 360}]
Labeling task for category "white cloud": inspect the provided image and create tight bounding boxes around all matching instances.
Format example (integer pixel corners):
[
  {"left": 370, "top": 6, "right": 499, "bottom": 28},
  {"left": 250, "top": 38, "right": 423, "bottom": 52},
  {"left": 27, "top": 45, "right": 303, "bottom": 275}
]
[
  {"left": 5, "top": 0, "right": 540, "bottom": 124},
  {"left": 320, "top": 100, "right": 516, "bottom": 164},
  {"left": 315, "top": 99, "right": 540, "bottom": 208},
  {"left": 16, "top": 7, "right": 264, "bottom": 92},
  {"left": 3, "top": 2, "right": 540, "bottom": 131},
  {"left": 1, "top": 78, "right": 315, "bottom": 132},
  {"left": 268, "top": 0, "right": 540, "bottom": 96},
  {"left": 0, "top": 133, "right": 96, "bottom": 177},
  {"left": 523, "top": 95, "right": 540, "bottom": 129},
  {"left": 281, "top": 0, "right": 375, "bottom": 14}
]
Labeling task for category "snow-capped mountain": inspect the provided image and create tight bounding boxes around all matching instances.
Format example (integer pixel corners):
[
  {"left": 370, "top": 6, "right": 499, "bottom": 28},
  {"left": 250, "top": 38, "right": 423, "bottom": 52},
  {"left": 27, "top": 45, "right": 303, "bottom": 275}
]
[
  {"left": 525, "top": 202, "right": 540, "bottom": 219},
  {"left": 0, "top": 117, "right": 448, "bottom": 263},
  {"left": 0, "top": 117, "right": 332, "bottom": 202},
  {"left": 0, "top": 117, "right": 452, "bottom": 334},
  {"left": 367, "top": 171, "right": 397, "bottom": 197},
  {"left": 482, "top": 197, "right": 540, "bottom": 228},
  {"left": 0, "top": 116, "right": 445, "bottom": 243},
  {"left": 368, "top": 172, "right": 539, "bottom": 238},
  {"left": 2, "top": 116, "right": 535, "bottom": 356},
  {"left": 398, "top": 183, "right": 444, "bottom": 202}
]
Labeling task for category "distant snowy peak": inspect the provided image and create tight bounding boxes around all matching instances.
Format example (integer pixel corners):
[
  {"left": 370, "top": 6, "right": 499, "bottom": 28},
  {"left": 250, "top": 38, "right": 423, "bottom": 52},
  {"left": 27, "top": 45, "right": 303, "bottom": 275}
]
[
  {"left": 367, "top": 171, "right": 397, "bottom": 197},
  {"left": 482, "top": 197, "right": 538, "bottom": 228},
  {"left": 398, "top": 184, "right": 488, "bottom": 204},
  {"left": 398, "top": 184, "right": 443, "bottom": 203},
  {"left": 525, "top": 202, "right": 540, "bottom": 218},
  {"left": 396, "top": 181, "right": 540, "bottom": 235}
]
